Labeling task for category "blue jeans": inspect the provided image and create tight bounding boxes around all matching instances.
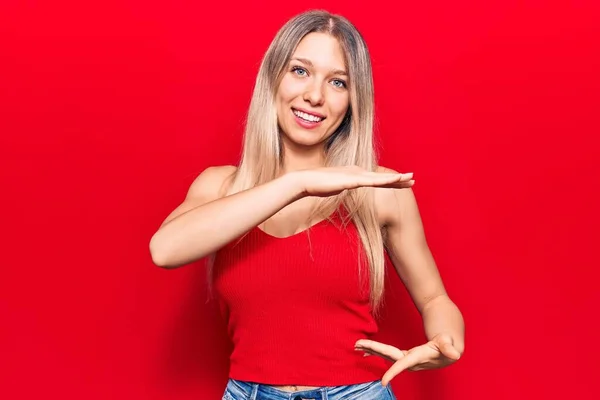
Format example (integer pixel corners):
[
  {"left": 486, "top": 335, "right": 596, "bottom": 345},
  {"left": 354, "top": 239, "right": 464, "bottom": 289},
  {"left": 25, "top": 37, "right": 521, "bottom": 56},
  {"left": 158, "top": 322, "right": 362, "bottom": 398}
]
[{"left": 222, "top": 379, "right": 397, "bottom": 400}]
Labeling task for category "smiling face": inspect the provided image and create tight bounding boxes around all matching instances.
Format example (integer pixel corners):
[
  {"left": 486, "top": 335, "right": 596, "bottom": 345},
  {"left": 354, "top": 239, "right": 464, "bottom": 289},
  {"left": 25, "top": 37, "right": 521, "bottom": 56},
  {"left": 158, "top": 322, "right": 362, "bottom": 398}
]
[{"left": 275, "top": 32, "right": 351, "bottom": 150}]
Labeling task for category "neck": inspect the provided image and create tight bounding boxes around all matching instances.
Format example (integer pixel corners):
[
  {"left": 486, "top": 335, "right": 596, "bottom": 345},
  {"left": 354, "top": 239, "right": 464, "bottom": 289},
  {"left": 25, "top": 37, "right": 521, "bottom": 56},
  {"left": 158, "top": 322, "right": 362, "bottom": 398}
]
[{"left": 279, "top": 139, "right": 326, "bottom": 175}]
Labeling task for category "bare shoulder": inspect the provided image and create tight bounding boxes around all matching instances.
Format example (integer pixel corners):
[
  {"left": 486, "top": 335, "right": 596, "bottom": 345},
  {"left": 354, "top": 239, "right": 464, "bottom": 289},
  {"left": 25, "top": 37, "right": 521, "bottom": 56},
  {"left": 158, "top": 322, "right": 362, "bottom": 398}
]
[
  {"left": 375, "top": 165, "right": 418, "bottom": 227},
  {"left": 159, "top": 165, "right": 237, "bottom": 228},
  {"left": 187, "top": 165, "right": 238, "bottom": 201}
]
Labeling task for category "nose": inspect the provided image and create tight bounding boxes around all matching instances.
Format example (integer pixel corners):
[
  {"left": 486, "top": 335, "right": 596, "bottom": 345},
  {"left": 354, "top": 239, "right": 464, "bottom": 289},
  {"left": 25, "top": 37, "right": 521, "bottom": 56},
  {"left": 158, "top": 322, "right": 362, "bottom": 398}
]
[{"left": 303, "top": 81, "right": 325, "bottom": 106}]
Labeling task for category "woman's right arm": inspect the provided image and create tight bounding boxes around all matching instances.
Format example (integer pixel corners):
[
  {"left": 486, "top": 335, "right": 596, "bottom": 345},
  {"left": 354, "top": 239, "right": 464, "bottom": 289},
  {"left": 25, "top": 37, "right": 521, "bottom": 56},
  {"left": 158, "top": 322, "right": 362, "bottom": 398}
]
[
  {"left": 149, "top": 165, "right": 413, "bottom": 268},
  {"left": 149, "top": 165, "right": 304, "bottom": 268}
]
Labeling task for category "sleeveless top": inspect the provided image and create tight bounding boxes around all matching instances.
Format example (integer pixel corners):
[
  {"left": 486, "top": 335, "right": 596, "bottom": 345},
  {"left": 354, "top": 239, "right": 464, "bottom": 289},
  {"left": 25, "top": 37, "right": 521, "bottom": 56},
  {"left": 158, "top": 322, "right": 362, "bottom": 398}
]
[{"left": 212, "top": 209, "right": 389, "bottom": 386}]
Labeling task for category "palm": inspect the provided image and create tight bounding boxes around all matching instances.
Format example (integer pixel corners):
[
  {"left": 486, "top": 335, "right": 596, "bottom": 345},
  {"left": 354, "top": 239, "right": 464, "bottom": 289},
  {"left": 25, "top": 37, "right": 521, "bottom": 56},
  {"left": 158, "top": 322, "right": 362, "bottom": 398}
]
[{"left": 354, "top": 334, "right": 461, "bottom": 386}]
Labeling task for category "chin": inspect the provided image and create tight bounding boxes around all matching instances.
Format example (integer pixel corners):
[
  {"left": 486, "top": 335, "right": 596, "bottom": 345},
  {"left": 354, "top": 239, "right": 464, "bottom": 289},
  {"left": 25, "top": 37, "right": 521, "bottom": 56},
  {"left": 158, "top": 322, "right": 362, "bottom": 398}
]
[{"left": 284, "top": 129, "right": 326, "bottom": 148}]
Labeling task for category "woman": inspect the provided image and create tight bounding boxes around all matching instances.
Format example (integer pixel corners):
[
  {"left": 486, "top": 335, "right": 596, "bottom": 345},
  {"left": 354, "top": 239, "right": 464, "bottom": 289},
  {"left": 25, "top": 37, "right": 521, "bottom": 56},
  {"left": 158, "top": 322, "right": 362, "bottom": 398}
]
[{"left": 150, "top": 9, "right": 465, "bottom": 400}]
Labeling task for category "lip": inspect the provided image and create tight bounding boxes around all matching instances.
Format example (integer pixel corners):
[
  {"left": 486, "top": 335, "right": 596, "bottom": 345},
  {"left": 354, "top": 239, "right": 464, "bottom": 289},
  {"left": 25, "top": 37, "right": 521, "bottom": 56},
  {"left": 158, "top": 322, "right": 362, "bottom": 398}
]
[
  {"left": 291, "top": 109, "right": 324, "bottom": 129},
  {"left": 291, "top": 107, "right": 326, "bottom": 119}
]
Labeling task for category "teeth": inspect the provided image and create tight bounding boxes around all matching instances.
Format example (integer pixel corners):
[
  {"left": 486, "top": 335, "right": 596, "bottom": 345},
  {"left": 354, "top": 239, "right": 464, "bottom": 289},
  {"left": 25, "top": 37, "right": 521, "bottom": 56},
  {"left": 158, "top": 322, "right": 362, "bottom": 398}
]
[{"left": 293, "top": 110, "right": 323, "bottom": 122}]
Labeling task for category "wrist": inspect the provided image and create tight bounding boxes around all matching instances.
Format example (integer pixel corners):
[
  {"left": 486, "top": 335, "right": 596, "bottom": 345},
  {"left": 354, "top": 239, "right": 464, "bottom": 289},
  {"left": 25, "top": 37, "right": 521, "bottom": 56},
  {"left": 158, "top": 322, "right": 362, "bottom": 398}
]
[{"left": 277, "top": 171, "right": 307, "bottom": 201}]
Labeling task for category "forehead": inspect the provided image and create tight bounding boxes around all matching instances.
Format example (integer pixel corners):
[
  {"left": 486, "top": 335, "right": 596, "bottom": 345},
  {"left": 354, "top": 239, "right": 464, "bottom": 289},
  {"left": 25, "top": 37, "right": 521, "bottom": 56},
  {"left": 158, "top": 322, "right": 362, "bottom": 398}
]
[{"left": 292, "top": 32, "right": 346, "bottom": 69}]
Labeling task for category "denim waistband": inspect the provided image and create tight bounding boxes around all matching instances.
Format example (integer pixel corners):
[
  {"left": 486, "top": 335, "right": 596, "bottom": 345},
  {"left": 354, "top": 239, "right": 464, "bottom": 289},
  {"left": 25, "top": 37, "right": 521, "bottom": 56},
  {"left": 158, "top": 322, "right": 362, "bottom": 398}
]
[{"left": 223, "top": 378, "right": 396, "bottom": 400}]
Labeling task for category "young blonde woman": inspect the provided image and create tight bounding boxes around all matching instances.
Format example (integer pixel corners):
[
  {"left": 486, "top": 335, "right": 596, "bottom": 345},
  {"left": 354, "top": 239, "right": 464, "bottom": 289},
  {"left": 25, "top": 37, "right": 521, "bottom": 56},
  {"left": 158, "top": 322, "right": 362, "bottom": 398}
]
[{"left": 150, "top": 9, "right": 465, "bottom": 400}]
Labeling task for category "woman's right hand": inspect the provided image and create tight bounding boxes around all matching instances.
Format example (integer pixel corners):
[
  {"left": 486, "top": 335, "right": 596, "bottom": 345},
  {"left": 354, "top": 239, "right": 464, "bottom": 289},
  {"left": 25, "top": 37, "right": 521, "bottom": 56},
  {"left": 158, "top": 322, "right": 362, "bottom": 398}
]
[
  {"left": 292, "top": 166, "right": 414, "bottom": 197},
  {"left": 149, "top": 165, "right": 414, "bottom": 268}
]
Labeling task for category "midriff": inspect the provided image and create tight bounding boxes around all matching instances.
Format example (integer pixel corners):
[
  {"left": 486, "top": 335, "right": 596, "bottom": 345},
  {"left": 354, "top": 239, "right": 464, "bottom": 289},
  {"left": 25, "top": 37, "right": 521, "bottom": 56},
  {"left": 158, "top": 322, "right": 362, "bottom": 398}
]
[{"left": 272, "top": 385, "right": 321, "bottom": 392}]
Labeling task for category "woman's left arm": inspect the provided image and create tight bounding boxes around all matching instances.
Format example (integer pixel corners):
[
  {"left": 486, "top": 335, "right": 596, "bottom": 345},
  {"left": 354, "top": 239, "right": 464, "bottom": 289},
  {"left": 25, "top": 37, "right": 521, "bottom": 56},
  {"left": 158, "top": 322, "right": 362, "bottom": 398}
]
[
  {"left": 354, "top": 169, "right": 465, "bottom": 385},
  {"left": 385, "top": 184, "right": 465, "bottom": 352}
]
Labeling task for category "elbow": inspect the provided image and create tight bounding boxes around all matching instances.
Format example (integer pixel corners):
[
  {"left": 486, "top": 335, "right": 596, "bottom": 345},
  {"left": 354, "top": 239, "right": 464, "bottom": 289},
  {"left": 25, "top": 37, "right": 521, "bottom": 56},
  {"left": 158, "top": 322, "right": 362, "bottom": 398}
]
[
  {"left": 149, "top": 232, "right": 177, "bottom": 269},
  {"left": 149, "top": 230, "right": 211, "bottom": 268},
  {"left": 150, "top": 253, "right": 173, "bottom": 269}
]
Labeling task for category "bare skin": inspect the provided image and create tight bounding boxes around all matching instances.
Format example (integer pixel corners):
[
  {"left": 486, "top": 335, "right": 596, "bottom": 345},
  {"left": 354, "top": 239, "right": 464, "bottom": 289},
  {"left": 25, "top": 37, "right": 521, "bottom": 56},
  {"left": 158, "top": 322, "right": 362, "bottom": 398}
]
[{"left": 150, "top": 32, "right": 464, "bottom": 392}]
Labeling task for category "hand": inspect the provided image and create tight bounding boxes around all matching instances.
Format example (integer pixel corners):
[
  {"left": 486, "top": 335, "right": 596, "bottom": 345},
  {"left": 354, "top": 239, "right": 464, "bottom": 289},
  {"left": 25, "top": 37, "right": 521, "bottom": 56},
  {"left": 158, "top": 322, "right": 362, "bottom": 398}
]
[
  {"left": 293, "top": 166, "right": 414, "bottom": 198},
  {"left": 355, "top": 333, "right": 462, "bottom": 386}
]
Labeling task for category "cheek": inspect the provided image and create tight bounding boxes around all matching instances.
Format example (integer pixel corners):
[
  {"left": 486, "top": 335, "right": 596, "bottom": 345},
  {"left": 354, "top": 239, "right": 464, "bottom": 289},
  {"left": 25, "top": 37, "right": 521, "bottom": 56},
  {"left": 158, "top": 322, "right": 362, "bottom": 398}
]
[
  {"left": 276, "top": 77, "right": 300, "bottom": 104},
  {"left": 329, "top": 94, "right": 350, "bottom": 119}
]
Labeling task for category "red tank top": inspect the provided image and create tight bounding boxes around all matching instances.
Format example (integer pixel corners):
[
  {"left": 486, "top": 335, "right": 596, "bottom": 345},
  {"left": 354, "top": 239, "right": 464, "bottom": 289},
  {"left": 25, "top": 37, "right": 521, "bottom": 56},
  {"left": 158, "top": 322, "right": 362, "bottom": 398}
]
[{"left": 212, "top": 209, "right": 389, "bottom": 385}]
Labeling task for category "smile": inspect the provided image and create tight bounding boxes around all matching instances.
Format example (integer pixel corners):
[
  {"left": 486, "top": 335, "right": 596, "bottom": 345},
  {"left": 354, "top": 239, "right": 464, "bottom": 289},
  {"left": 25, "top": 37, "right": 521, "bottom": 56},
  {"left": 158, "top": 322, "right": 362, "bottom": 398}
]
[{"left": 292, "top": 108, "right": 325, "bottom": 123}]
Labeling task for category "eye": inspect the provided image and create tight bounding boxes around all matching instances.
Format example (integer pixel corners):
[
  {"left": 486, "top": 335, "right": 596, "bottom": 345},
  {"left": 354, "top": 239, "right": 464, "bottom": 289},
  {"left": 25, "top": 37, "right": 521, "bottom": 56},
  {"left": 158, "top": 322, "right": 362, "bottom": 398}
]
[
  {"left": 291, "top": 66, "right": 308, "bottom": 77},
  {"left": 331, "top": 79, "right": 347, "bottom": 89}
]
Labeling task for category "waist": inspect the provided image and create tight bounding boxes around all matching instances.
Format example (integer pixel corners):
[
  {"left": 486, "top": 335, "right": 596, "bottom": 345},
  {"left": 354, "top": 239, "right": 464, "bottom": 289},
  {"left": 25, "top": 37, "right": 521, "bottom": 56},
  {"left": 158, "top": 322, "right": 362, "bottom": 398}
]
[
  {"left": 271, "top": 384, "right": 320, "bottom": 392},
  {"left": 228, "top": 342, "right": 389, "bottom": 388},
  {"left": 223, "top": 379, "right": 395, "bottom": 400}
]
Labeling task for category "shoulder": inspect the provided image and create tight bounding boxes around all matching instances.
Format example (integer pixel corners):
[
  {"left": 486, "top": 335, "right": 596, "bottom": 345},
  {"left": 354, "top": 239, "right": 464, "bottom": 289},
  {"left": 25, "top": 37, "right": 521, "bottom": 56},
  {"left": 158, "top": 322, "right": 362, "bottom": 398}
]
[
  {"left": 374, "top": 165, "right": 418, "bottom": 227},
  {"left": 186, "top": 165, "right": 238, "bottom": 202},
  {"left": 157, "top": 165, "right": 238, "bottom": 228}
]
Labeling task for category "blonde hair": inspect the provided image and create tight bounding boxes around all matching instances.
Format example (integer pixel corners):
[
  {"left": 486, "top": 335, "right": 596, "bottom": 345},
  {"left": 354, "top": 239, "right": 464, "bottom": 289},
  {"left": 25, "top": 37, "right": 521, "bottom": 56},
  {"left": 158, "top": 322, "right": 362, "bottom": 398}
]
[{"left": 216, "top": 10, "right": 386, "bottom": 315}]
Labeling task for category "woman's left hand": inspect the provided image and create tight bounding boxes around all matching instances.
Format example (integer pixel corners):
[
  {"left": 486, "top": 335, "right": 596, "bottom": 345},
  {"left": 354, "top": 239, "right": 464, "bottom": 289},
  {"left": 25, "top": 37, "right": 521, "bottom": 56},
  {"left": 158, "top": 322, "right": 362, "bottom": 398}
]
[{"left": 354, "top": 333, "right": 462, "bottom": 386}]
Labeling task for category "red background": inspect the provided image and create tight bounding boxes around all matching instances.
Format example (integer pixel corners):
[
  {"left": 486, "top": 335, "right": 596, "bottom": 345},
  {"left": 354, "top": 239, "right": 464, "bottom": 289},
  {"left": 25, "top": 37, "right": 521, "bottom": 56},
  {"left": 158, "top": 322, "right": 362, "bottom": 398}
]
[{"left": 1, "top": 1, "right": 599, "bottom": 399}]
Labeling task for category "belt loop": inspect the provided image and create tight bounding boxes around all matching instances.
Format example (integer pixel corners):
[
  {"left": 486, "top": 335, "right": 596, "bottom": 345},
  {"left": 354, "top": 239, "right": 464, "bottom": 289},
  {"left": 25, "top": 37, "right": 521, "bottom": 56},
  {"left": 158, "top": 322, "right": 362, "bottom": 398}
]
[
  {"left": 321, "top": 387, "right": 328, "bottom": 400},
  {"left": 250, "top": 382, "right": 259, "bottom": 400}
]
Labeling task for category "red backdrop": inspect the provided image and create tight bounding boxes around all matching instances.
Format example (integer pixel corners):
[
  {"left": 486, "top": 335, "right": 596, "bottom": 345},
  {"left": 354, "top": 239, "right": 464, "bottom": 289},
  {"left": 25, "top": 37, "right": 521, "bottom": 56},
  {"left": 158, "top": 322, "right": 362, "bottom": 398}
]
[{"left": 1, "top": 1, "right": 599, "bottom": 399}]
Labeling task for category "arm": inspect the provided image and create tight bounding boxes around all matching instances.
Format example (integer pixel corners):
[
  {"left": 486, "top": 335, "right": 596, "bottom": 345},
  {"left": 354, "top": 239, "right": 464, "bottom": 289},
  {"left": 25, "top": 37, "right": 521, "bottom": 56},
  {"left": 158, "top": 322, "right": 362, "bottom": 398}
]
[
  {"left": 149, "top": 165, "right": 413, "bottom": 269},
  {"left": 149, "top": 166, "right": 304, "bottom": 268},
  {"left": 378, "top": 172, "right": 465, "bottom": 354}
]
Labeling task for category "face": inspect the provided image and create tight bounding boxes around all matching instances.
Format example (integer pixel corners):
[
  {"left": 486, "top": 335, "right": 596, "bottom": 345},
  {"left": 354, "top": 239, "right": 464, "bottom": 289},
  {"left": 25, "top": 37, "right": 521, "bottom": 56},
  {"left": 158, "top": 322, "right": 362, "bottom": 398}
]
[{"left": 275, "top": 32, "right": 350, "bottom": 149}]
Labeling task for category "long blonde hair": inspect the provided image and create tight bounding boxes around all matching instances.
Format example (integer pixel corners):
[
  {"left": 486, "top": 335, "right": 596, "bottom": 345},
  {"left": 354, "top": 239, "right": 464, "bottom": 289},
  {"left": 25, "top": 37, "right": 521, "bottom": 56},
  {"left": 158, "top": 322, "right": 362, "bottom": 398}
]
[{"left": 216, "top": 10, "right": 387, "bottom": 315}]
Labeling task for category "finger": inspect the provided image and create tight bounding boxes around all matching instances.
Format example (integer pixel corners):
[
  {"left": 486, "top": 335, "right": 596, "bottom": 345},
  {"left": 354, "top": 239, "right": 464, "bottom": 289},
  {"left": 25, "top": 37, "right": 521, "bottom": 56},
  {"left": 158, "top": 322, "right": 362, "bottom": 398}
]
[
  {"left": 439, "top": 342, "right": 461, "bottom": 361},
  {"left": 380, "top": 347, "right": 433, "bottom": 386},
  {"left": 384, "top": 180, "right": 415, "bottom": 188},
  {"left": 378, "top": 172, "right": 414, "bottom": 182},
  {"left": 361, "top": 171, "right": 414, "bottom": 182},
  {"left": 354, "top": 339, "right": 405, "bottom": 361},
  {"left": 361, "top": 173, "right": 406, "bottom": 183},
  {"left": 352, "top": 178, "right": 403, "bottom": 189},
  {"left": 357, "top": 177, "right": 414, "bottom": 189},
  {"left": 358, "top": 347, "right": 398, "bottom": 363}
]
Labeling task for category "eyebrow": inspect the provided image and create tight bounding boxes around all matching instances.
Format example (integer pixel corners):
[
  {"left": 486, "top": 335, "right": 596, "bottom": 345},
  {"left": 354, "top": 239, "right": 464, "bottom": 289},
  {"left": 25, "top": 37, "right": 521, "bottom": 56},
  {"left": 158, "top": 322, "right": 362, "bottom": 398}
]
[{"left": 291, "top": 57, "right": 348, "bottom": 76}]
